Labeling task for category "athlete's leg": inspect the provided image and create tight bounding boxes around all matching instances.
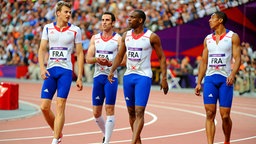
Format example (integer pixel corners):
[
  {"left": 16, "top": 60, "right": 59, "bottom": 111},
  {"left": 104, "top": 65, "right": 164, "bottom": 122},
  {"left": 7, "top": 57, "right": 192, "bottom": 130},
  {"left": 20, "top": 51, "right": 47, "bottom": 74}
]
[
  {"left": 103, "top": 103, "right": 115, "bottom": 143},
  {"left": 40, "top": 70, "right": 57, "bottom": 132},
  {"left": 104, "top": 77, "right": 118, "bottom": 143},
  {"left": 41, "top": 99, "right": 55, "bottom": 130},
  {"left": 92, "top": 76, "right": 106, "bottom": 139},
  {"left": 132, "top": 106, "right": 145, "bottom": 144},
  {"left": 127, "top": 106, "right": 136, "bottom": 130},
  {"left": 124, "top": 74, "right": 145, "bottom": 144},
  {"left": 104, "top": 106, "right": 115, "bottom": 144},
  {"left": 219, "top": 82, "right": 233, "bottom": 143},
  {"left": 54, "top": 68, "right": 72, "bottom": 140},
  {"left": 204, "top": 104, "right": 217, "bottom": 144},
  {"left": 54, "top": 97, "right": 67, "bottom": 139},
  {"left": 123, "top": 75, "right": 135, "bottom": 131},
  {"left": 94, "top": 105, "right": 105, "bottom": 136},
  {"left": 132, "top": 75, "right": 151, "bottom": 144},
  {"left": 127, "top": 106, "right": 142, "bottom": 144},
  {"left": 203, "top": 76, "right": 219, "bottom": 144},
  {"left": 220, "top": 107, "right": 232, "bottom": 143}
]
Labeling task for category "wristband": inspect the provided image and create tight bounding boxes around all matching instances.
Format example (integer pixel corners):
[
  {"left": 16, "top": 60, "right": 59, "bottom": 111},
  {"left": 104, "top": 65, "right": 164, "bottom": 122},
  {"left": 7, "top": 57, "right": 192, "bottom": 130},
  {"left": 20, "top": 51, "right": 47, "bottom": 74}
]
[{"left": 94, "top": 57, "right": 97, "bottom": 63}]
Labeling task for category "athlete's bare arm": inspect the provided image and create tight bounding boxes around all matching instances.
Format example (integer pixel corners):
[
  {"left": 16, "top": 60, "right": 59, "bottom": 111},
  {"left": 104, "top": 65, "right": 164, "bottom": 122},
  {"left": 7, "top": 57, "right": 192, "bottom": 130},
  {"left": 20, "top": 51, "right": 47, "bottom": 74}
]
[
  {"left": 227, "top": 33, "right": 241, "bottom": 85},
  {"left": 117, "top": 36, "right": 126, "bottom": 66},
  {"left": 150, "top": 33, "right": 168, "bottom": 94},
  {"left": 86, "top": 35, "right": 96, "bottom": 64},
  {"left": 75, "top": 42, "right": 84, "bottom": 91},
  {"left": 108, "top": 32, "right": 127, "bottom": 83},
  {"left": 195, "top": 38, "right": 208, "bottom": 96},
  {"left": 38, "top": 39, "right": 50, "bottom": 79}
]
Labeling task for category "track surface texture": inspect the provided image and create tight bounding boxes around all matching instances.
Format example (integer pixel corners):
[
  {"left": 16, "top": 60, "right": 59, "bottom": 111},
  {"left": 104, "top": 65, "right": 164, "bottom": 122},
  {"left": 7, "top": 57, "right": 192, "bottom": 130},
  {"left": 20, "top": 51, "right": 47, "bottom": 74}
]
[{"left": 0, "top": 79, "right": 255, "bottom": 144}]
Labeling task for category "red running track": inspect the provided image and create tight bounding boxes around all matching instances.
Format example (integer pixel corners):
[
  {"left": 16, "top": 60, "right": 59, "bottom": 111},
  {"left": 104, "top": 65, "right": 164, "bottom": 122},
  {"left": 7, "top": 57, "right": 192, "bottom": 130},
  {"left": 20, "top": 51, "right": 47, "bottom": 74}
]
[{"left": 0, "top": 81, "right": 255, "bottom": 144}]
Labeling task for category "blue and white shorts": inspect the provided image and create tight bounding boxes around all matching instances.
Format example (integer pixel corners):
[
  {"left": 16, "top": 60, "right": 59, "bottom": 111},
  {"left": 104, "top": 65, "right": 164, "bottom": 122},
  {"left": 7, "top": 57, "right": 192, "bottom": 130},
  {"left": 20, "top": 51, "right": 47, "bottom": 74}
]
[
  {"left": 123, "top": 74, "right": 152, "bottom": 107},
  {"left": 41, "top": 66, "right": 73, "bottom": 100},
  {"left": 203, "top": 74, "right": 233, "bottom": 107}
]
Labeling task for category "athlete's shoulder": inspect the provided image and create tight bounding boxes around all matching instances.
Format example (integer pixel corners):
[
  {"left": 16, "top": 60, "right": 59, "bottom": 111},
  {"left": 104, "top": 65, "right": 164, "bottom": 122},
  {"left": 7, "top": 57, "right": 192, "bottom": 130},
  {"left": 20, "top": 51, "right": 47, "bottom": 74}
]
[
  {"left": 145, "top": 28, "right": 153, "bottom": 33},
  {"left": 227, "top": 29, "right": 234, "bottom": 33},
  {"left": 69, "top": 23, "right": 81, "bottom": 31},
  {"left": 43, "top": 22, "right": 54, "bottom": 28},
  {"left": 94, "top": 33, "right": 101, "bottom": 39},
  {"left": 114, "top": 32, "right": 121, "bottom": 38},
  {"left": 126, "top": 29, "right": 133, "bottom": 36},
  {"left": 226, "top": 29, "right": 235, "bottom": 36},
  {"left": 206, "top": 32, "right": 213, "bottom": 38}
]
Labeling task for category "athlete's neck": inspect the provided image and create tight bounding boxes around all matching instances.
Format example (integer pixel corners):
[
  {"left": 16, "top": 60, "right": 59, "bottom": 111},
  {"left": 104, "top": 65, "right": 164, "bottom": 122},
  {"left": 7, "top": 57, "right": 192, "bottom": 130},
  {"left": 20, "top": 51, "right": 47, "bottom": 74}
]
[
  {"left": 101, "top": 30, "right": 114, "bottom": 39},
  {"left": 133, "top": 27, "right": 144, "bottom": 35},
  {"left": 56, "top": 21, "right": 69, "bottom": 31},
  {"left": 214, "top": 26, "right": 226, "bottom": 36}
]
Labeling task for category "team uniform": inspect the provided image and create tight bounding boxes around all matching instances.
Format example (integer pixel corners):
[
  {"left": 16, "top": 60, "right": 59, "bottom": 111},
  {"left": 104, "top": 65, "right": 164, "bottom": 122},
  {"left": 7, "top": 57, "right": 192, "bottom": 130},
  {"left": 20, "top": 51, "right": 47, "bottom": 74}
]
[
  {"left": 123, "top": 28, "right": 153, "bottom": 107},
  {"left": 203, "top": 29, "right": 234, "bottom": 107},
  {"left": 41, "top": 22, "right": 82, "bottom": 99},
  {"left": 92, "top": 32, "right": 120, "bottom": 106}
]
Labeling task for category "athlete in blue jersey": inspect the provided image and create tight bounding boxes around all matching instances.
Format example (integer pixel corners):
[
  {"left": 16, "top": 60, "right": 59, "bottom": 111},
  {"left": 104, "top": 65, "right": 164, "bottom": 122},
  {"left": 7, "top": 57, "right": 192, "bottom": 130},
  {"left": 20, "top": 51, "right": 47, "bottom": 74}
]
[
  {"left": 195, "top": 11, "right": 241, "bottom": 144},
  {"left": 86, "top": 12, "right": 123, "bottom": 144},
  {"left": 108, "top": 10, "right": 169, "bottom": 144},
  {"left": 38, "top": 1, "right": 84, "bottom": 144}
]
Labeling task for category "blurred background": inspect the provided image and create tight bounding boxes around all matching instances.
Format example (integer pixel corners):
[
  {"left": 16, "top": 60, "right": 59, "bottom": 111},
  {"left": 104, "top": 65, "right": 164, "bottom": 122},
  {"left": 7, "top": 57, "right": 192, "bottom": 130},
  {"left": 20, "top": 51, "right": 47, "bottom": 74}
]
[{"left": 0, "top": 0, "right": 255, "bottom": 95}]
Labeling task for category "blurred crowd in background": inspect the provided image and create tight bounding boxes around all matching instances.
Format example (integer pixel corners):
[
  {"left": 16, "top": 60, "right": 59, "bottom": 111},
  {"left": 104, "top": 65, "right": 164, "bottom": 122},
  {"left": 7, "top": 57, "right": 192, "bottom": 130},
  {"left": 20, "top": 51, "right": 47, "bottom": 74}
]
[{"left": 0, "top": 0, "right": 255, "bottom": 95}]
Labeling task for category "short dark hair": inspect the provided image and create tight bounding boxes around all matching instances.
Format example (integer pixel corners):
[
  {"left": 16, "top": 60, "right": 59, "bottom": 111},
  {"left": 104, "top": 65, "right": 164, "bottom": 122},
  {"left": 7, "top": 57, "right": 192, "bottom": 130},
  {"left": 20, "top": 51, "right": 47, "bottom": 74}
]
[
  {"left": 103, "top": 12, "right": 116, "bottom": 22},
  {"left": 134, "top": 10, "right": 146, "bottom": 24},
  {"left": 214, "top": 11, "right": 227, "bottom": 25}
]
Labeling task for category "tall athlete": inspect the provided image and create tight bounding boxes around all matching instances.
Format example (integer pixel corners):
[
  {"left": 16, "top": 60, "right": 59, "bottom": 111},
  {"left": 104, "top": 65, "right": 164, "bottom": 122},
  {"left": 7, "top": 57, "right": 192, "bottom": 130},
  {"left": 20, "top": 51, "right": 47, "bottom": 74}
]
[
  {"left": 86, "top": 12, "right": 122, "bottom": 144},
  {"left": 38, "top": 1, "right": 84, "bottom": 144},
  {"left": 108, "top": 10, "right": 169, "bottom": 144},
  {"left": 195, "top": 11, "right": 241, "bottom": 144}
]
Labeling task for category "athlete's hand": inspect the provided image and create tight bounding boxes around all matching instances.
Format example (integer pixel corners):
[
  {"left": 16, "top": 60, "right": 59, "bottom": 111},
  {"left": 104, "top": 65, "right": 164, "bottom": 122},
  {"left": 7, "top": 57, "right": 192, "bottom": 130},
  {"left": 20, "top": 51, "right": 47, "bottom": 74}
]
[
  {"left": 108, "top": 72, "right": 114, "bottom": 84},
  {"left": 40, "top": 68, "right": 50, "bottom": 80},
  {"left": 97, "top": 57, "right": 110, "bottom": 66},
  {"left": 160, "top": 79, "right": 169, "bottom": 95},
  {"left": 195, "top": 84, "right": 202, "bottom": 96},
  {"left": 107, "top": 61, "right": 112, "bottom": 67},
  {"left": 226, "top": 74, "right": 235, "bottom": 86},
  {"left": 76, "top": 79, "right": 83, "bottom": 91}
]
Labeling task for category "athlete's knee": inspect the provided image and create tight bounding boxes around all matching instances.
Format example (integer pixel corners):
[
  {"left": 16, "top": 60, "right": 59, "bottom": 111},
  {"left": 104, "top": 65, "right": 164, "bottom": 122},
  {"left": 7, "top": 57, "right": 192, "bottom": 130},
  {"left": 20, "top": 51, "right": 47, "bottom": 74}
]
[
  {"left": 206, "top": 110, "right": 216, "bottom": 120},
  {"left": 127, "top": 106, "right": 136, "bottom": 119},
  {"left": 55, "top": 99, "right": 66, "bottom": 116},
  {"left": 135, "top": 107, "right": 145, "bottom": 118},
  {"left": 40, "top": 104, "right": 50, "bottom": 113},
  {"left": 93, "top": 112, "right": 102, "bottom": 118},
  {"left": 220, "top": 107, "right": 231, "bottom": 121},
  {"left": 56, "top": 98, "right": 66, "bottom": 109},
  {"left": 221, "top": 114, "right": 231, "bottom": 122},
  {"left": 105, "top": 105, "right": 115, "bottom": 116}
]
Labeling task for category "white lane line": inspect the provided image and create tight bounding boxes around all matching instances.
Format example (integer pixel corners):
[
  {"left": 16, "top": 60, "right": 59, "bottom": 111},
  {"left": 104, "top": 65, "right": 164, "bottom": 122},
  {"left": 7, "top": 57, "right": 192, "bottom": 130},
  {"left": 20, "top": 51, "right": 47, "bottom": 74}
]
[
  {"left": 96, "top": 103, "right": 256, "bottom": 143},
  {"left": 101, "top": 128, "right": 205, "bottom": 144},
  {"left": 0, "top": 104, "right": 157, "bottom": 142},
  {"left": 214, "top": 136, "right": 256, "bottom": 144},
  {"left": 1, "top": 94, "right": 255, "bottom": 143},
  {"left": 231, "top": 110, "right": 256, "bottom": 118},
  {"left": 89, "top": 104, "right": 207, "bottom": 144},
  {"left": 0, "top": 102, "right": 94, "bottom": 133}
]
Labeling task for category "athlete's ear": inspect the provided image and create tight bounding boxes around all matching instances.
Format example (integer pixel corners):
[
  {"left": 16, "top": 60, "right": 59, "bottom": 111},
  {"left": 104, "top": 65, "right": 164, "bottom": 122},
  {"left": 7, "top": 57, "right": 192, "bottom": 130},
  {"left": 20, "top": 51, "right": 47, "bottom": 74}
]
[
  {"left": 56, "top": 10, "right": 62, "bottom": 17},
  {"left": 56, "top": 11, "right": 60, "bottom": 17},
  {"left": 218, "top": 18, "right": 223, "bottom": 24},
  {"left": 139, "top": 18, "right": 143, "bottom": 24},
  {"left": 112, "top": 21, "right": 115, "bottom": 27}
]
